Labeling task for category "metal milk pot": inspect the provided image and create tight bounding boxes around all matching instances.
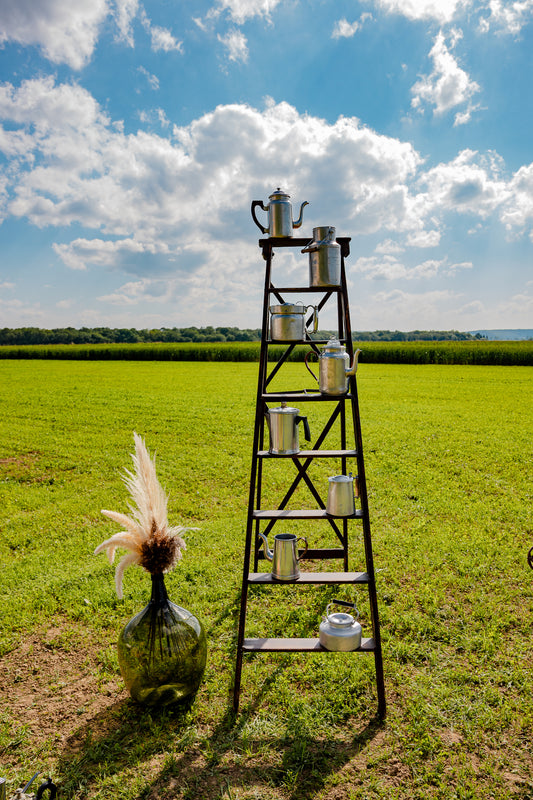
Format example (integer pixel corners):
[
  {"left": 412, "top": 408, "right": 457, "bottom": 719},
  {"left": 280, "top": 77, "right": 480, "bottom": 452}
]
[
  {"left": 305, "top": 338, "right": 361, "bottom": 395},
  {"left": 326, "top": 474, "right": 356, "bottom": 516},
  {"left": 302, "top": 226, "right": 341, "bottom": 286},
  {"left": 251, "top": 188, "right": 308, "bottom": 237},
  {"left": 258, "top": 532, "right": 309, "bottom": 581},
  {"left": 265, "top": 402, "right": 311, "bottom": 454},
  {"left": 270, "top": 302, "right": 318, "bottom": 341}
]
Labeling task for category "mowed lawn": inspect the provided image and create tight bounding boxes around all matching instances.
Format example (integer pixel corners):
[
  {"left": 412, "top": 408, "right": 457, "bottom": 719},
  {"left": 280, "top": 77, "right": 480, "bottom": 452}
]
[{"left": 0, "top": 359, "right": 532, "bottom": 800}]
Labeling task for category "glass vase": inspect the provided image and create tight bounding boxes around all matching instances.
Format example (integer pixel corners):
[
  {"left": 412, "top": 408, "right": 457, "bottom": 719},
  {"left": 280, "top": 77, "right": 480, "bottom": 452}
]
[{"left": 118, "top": 573, "right": 207, "bottom": 707}]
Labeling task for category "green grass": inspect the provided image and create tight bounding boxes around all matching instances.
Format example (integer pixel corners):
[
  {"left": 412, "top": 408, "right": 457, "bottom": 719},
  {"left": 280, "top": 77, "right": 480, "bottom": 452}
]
[
  {"left": 0, "top": 339, "right": 532, "bottom": 364},
  {"left": 0, "top": 360, "right": 532, "bottom": 799}
]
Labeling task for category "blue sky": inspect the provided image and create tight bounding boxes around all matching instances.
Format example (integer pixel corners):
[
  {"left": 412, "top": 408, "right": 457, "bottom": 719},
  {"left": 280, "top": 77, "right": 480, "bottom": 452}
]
[{"left": 0, "top": 0, "right": 532, "bottom": 331}]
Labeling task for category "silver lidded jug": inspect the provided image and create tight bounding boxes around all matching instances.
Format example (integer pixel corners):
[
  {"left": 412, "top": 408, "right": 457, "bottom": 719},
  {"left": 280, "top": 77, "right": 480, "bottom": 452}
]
[
  {"left": 319, "top": 600, "right": 362, "bottom": 651},
  {"left": 270, "top": 302, "right": 318, "bottom": 341},
  {"left": 265, "top": 402, "right": 311, "bottom": 454},
  {"left": 326, "top": 474, "right": 356, "bottom": 516},
  {"left": 302, "top": 226, "right": 341, "bottom": 286},
  {"left": 251, "top": 188, "right": 308, "bottom": 238},
  {"left": 257, "top": 532, "right": 309, "bottom": 581},
  {"left": 304, "top": 338, "right": 361, "bottom": 395}
]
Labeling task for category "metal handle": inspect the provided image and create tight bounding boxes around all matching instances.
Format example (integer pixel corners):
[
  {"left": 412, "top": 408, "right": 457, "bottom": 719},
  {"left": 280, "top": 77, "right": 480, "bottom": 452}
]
[
  {"left": 304, "top": 305, "right": 319, "bottom": 334},
  {"left": 304, "top": 350, "right": 319, "bottom": 384},
  {"left": 295, "top": 414, "right": 311, "bottom": 442},
  {"left": 528, "top": 545, "right": 533, "bottom": 570},
  {"left": 251, "top": 200, "right": 268, "bottom": 234},
  {"left": 329, "top": 598, "right": 360, "bottom": 619},
  {"left": 296, "top": 536, "right": 309, "bottom": 562},
  {"left": 36, "top": 779, "right": 57, "bottom": 800}
]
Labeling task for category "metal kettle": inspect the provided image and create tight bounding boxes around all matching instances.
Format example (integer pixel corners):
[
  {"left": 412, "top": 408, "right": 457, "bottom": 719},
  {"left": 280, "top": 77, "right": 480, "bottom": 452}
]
[
  {"left": 265, "top": 402, "right": 311, "bottom": 454},
  {"left": 319, "top": 599, "right": 362, "bottom": 651},
  {"left": 251, "top": 188, "right": 308, "bottom": 237},
  {"left": 305, "top": 338, "right": 362, "bottom": 395},
  {"left": 302, "top": 226, "right": 341, "bottom": 286}
]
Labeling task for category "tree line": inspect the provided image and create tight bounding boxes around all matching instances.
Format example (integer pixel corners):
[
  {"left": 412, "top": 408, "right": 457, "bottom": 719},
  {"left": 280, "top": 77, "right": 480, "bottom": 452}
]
[{"left": 0, "top": 327, "right": 485, "bottom": 345}]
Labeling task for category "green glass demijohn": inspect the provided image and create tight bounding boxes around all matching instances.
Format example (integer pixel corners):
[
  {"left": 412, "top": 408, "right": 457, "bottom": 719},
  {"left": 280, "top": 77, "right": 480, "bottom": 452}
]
[
  {"left": 118, "top": 573, "right": 207, "bottom": 706},
  {"left": 94, "top": 433, "right": 207, "bottom": 708}
]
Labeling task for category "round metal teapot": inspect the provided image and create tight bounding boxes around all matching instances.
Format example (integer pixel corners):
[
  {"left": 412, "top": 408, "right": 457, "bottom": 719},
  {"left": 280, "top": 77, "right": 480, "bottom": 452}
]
[
  {"left": 304, "top": 338, "right": 361, "bottom": 395},
  {"left": 319, "top": 600, "right": 362, "bottom": 651},
  {"left": 251, "top": 188, "right": 308, "bottom": 238}
]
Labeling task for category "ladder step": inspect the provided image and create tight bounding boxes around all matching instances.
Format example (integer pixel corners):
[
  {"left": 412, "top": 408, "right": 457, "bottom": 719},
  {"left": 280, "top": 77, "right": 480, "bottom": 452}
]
[
  {"left": 257, "top": 449, "right": 358, "bottom": 458},
  {"left": 262, "top": 393, "right": 354, "bottom": 402},
  {"left": 248, "top": 571, "right": 370, "bottom": 584},
  {"left": 242, "top": 637, "right": 375, "bottom": 652},
  {"left": 253, "top": 509, "right": 363, "bottom": 520}
]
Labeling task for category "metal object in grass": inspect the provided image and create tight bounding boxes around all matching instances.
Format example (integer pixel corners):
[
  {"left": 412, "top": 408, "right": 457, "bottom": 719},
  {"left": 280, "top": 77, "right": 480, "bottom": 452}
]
[
  {"left": 251, "top": 188, "right": 308, "bottom": 237},
  {"left": 258, "top": 532, "right": 309, "bottom": 581},
  {"left": 528, "top": 546, "right": 533, "bottom": 570},
  {"left": 319, "top": 599, "right": 362, "bottom": 651},
  {"left": 8, "top": 773, "right": 57, "bottom": 800}
]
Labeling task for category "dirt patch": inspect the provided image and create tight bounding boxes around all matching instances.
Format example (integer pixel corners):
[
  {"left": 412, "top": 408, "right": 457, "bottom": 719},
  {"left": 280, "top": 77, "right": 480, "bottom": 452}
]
[{"left": 0, "top": 623, "right": 126, "bottom": 769}]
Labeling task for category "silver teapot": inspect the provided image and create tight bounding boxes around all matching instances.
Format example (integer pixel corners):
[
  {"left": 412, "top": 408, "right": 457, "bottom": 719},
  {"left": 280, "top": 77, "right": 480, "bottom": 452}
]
[
  {"left": 304, "top": 338, "right": 361, "bottom": 395},
  {"left": 251, "top": 188, "right": 308, "bottom": 237},
  {"left": 319, "top": 600, "right": 362, "bottom": 651}
]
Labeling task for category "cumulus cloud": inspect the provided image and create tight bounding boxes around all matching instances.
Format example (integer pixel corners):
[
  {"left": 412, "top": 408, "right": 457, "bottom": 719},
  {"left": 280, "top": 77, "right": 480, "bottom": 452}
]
[
  {"left": 332, "top": 13, "right": 372, "bottom": 39},
  {"left": 369, "top": 0, "right": 465, "bottom": 24},
  {"left": 479, "top": 0, "right": 533, "bottom": 34},
  {"left": 217, "top": 29, "right": 249, "bottom": 62},
  {"left": 114, "top": 0, "right": 139, "bottom": 45},
  {"left": 200, "top": 0, "right": 283, "bottom": 25},
  {"left": 411, "top": 30, "right": 481, "bottom": 124},
  {"left": 0, "top": 74, "right": 532, "bottom": 323},
  {"left": 140, "top": 9, "right": 183, "bottom": 53},
  {"left": 0, "top": 0, "right": 108, "bottom": 69}
]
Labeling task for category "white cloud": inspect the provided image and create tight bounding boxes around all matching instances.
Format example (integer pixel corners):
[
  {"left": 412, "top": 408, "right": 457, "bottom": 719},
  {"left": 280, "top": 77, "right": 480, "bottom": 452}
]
[
  {"left": 369, "top": 0, "right": 466, "bottom": 24},
  {"left": 0, "top": 75, "right": 532, "bottom": 320},
  {"left": 332, "top": 13, "right": 372, "bottom": 39},
  {"left": 140, "top": 9, "right": 183, "bottom": 53},
  {"left": 138, "top": 66, "right": 160, "bottom": 91},
  {"left": 411, "top": 31, "right": 480, "bottom": 122},
  {"left": 479, "top": 0, "right": 533, "bottom": 34},
  {"left": 217, "top": 29, "right": 249, "bottom": 62},
  {"left": 203, "top": 0, "right": 283, "bottom": 25},
  {"left": 0, "top": 0, "right": 108, "bottom": 69},
  {"left": 113, "top": 0, "right": 139, "bottom": 45}
]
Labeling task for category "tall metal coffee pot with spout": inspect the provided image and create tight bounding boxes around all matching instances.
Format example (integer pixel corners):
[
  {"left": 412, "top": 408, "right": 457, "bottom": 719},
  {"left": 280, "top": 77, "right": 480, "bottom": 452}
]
[
  {"left": 305, "top": 338, "right": 362, "bottom": 396},
  {"left": 251, "top": 188, "right": 308, "bottom": 237}
]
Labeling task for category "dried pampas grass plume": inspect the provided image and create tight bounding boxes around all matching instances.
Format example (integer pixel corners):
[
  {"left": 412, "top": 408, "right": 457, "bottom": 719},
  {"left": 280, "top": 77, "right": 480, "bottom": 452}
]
[{"left": 95, "top": 432, "right": 196, "bottom": 598}]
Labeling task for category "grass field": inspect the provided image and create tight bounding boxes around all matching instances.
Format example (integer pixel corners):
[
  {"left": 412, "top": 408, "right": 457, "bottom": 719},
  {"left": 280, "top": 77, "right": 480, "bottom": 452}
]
[{"left": 0, "top": 359, "right": 532, "bottom": 799}]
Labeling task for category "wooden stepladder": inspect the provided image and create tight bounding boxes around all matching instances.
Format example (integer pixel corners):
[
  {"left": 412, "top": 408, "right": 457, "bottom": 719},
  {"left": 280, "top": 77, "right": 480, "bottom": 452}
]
[{"left": 233, "top": 235, "right": 385, "bottom": 720}]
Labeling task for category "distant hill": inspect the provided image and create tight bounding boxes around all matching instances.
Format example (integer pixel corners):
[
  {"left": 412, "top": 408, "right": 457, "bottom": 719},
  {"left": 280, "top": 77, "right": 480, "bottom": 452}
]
[{"left": 470, "top": 329, "right": 533, "bottom": 340}]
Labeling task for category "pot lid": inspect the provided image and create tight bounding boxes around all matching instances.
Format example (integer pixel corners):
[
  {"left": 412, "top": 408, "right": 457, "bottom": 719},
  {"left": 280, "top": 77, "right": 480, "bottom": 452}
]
[
  {"left": 322, "top": 337, "right": 344, "bottom": 352},
  {"left": 269, "top": 187, "right": 289, "bottom": 200},
  {"left": 328, "top": 474, "right": 353, "bottom": 483},
  {"left": 270, "top": 303, "right": 305, "bottom": 314},
  {"left": 270, "top": 401, "right": 299, "bottom": 414},
  {"left": 327, "top": 611, "right": 355, "bottom": 628}
]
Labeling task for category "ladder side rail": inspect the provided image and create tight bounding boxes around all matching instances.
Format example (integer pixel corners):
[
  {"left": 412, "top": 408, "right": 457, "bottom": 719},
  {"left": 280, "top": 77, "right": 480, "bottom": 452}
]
[{"left": 234, "top": 241, "right": 274, "bottom": 711}]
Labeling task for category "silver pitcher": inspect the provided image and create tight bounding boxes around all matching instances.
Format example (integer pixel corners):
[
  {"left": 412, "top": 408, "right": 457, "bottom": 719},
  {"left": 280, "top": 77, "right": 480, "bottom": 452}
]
[
  {"left": 326, "top": 474, "right": 356, "bottom": 516},
  {"left": 258, "top": 532, "right": 309, "bottom": 580},
  {"left": 302, "top": 226, "right": 341, "bottom": 286},
  {"left": 265, "top": 402, "right": 311, "bottom": 454},
  {"left": 270, "top": 302, "right": 318, "bottom": 341},
  {"left": 304, "top": 338, "right": 361, "bottom": 395},
  {"left": 251, "top": 188, "right": 308, "bottom": 237}
]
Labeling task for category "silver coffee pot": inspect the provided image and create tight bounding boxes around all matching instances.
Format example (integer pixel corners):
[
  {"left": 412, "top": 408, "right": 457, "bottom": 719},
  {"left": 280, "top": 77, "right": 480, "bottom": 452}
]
[
  {"left": 319, "top": 599, "right": 362, "bottom": 651},
  {"left": 302, "top": 226, "right": 341, "bottom": 286},
  {"left": 251, "top": 188, "right": 308, "bottom": 237},
  {"left": 258, "top": 532, "right": 309, "bottom": 580},
  {"left": 305, "top": 338, "right": 361, "bottom": 395},
  {"left": 265, "top": 402, "right": 311, "bottom": 454}
]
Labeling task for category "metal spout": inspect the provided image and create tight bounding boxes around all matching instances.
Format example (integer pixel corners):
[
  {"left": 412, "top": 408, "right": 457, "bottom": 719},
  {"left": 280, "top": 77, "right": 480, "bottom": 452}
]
[
  {"left": 346, "top": 348, "right": 362, "bottom": 377},
  {"left": 258, "top": 532, "right": 273, "bottom": 561},
  {"left": 293, "top": 200, "right": 309, "bottom": 229}
]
